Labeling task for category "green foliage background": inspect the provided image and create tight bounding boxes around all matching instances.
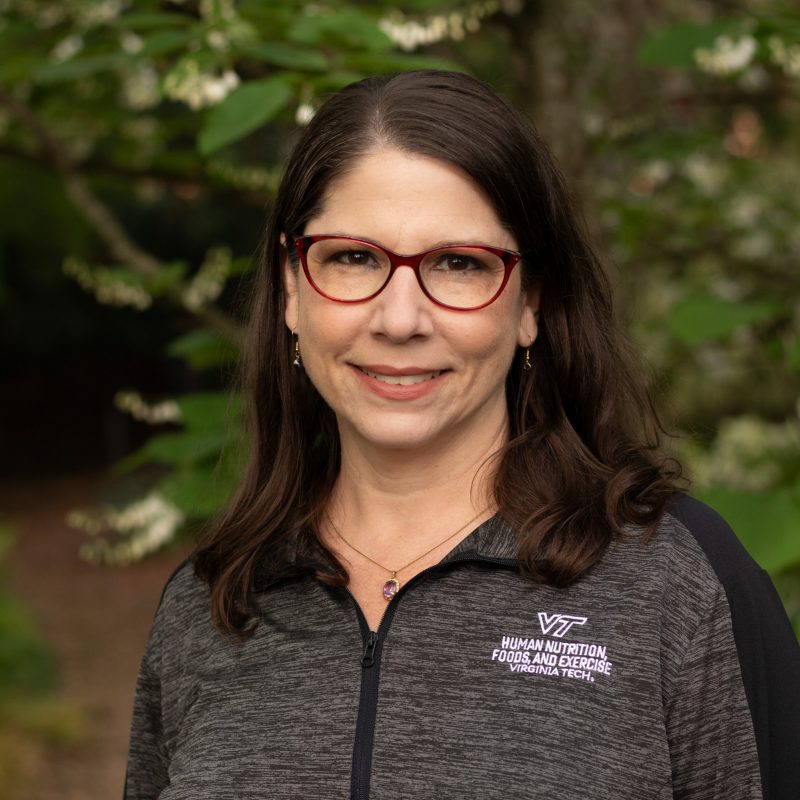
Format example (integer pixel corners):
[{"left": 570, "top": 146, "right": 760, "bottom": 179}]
[{"left": 1, "top": 0, "right": 798, "bottom": 631}]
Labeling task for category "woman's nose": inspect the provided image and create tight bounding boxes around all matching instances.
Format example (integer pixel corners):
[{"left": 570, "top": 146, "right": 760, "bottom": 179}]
[{"left": 367, "top": 265, "right": 435, "bottom": 341}]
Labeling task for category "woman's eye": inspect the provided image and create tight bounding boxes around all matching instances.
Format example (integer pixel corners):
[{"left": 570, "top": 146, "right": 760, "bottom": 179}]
[
  {"left": 330, "top": 249, "right": 376, "bottom": 266},
  {"left": 435, "top": 253, "right": 486, "bottom": 271}
]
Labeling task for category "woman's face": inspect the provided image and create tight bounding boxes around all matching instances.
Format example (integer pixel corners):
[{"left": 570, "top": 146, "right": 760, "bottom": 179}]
[{"left": 284, "top": 148, "right": 538, "bottom": 455}]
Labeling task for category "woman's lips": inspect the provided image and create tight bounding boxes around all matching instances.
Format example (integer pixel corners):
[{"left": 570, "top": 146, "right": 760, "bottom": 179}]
[
  {"left": 358, "top": 366, "right": 443, "bottom": 385},
  {"left": 351, "top": 364, "right": 449, "bottom": 399}
]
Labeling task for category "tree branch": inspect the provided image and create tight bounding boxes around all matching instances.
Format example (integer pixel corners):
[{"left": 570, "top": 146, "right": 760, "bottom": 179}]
[
  {"left": 0, "top": 87, "right": 244, "bottom": 346},
  {"left": 0, "top": 143, "right": 275, "bottom": 204}
]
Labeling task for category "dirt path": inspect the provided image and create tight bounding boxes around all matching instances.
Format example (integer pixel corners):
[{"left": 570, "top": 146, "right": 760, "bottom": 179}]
[{"left": 2, "top": 473, "right": 189, "bottom": 800}]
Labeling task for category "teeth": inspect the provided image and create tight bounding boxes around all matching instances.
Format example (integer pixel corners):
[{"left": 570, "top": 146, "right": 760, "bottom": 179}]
[{"left": 361, "top": 368, "right": 442, "bottom": 385}]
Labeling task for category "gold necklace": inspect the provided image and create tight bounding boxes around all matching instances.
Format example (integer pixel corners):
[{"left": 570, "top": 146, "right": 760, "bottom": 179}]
[{"left": 327, "top": 508, "right": 488, "bottom": 600}]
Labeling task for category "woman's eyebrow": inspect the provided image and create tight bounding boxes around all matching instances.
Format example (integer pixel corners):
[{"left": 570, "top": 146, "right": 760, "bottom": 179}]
[{"left": 310, "top": 232, "right": 513, "bottom": 251}]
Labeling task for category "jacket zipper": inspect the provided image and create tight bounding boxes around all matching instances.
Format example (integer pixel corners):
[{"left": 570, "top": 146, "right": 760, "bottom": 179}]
[
  {"left": 349, "top": 599, "right": 400, "bottom": 800},
  {"left": 348, "top": 552, "right": 518, "bottom": 800}
]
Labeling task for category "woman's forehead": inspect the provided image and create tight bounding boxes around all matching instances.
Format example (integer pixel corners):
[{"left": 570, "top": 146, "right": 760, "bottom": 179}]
[{"left": 307, "top": 147, "right": 516, "bottom": 252}]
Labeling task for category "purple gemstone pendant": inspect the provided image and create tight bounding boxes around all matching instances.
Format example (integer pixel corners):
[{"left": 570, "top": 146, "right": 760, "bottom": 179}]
[{"left": 382, "top": 574, "right": 400, "bottom": 600}]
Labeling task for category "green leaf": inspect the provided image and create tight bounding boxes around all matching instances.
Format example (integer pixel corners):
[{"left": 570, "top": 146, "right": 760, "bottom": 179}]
[
  {"left": 32, "top": 53, "right": 128, "bottom": 84},
  {"left": 158, "top": 466, "right": 235, "bottom": 517},
  {"left": 236, "top": 42, "right": 328, "bottom": 71},
  {"left": 341, "top": 52, "right": 461, "bottom": 73},
  {"left": 694, "top": 487, "right": 800, "bottom": 574},
  {"left": 667, "top": 295, "right": 777, "bottom": 346},
  {"left": 0, "top": 593, "right": 56, "bottom": 695},
  {"left": 288, "top": 9, "right": 393, "bottom": 52},
  {"left": 637, "top": 20, "right": 744, "bottom": 68},
  {"left": 118, "top": 429, "right": 226, "bottom": 471},
  {"left": 177, "top": 391, "right": 240, "bottom": 432},
  {"left": 146, "top": 262, "right": 188, "bottom": 295},
  {"left": 198, "top": 76, "right": 293, "bottom": 156},
  {"left": 114, "top": 13, "right": 196, "bottom": 30},
  {"left": 166, "top": 329, "right": 238, "bottom": 369},
  {"left": 229, "top": 256, "right": 254, "bottom": 277},
  {"left": 0, "top": 50, "right": 40, "bottom": 85},
  {"left": 137, "top": 29, "right": 199, "bottom": 58},
  {"left": 788, "top": 337, "right": 800, "bottom": 372},
  {"left": 315, "top": 71, "right": 369, "bottom": 91}
]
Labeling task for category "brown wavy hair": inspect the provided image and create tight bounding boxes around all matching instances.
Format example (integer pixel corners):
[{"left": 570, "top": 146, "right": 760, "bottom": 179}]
[{"left": 194, "top": 70, "right": 681, "bottom": 636}]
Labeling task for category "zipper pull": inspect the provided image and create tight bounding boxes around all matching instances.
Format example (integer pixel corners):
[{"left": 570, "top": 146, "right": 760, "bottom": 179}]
[{"left": 361, "top": 632, "right": 379, "bottom": 667}]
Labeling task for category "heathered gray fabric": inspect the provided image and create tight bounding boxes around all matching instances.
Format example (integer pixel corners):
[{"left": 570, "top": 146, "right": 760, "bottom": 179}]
[{"left": 126, "top": 507, "right": 768, "bottom": 799}]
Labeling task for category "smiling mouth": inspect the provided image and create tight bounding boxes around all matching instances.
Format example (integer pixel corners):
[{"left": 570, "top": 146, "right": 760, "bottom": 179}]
[{"left": 358, "top": 367, "right": 444, "bottom": 385}]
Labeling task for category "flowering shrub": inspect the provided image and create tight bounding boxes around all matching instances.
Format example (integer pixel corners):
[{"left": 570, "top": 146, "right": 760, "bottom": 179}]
[{"left": 0, "top": 0, "right": 797, "bottom": 618}]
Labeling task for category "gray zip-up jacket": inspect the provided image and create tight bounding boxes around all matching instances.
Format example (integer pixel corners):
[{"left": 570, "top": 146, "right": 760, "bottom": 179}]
[{"left": 125, "top": 496, "right": 799, "bottom": 799}]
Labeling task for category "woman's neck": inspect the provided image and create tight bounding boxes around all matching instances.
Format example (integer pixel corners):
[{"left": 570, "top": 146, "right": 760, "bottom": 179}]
[{"left": 328, "top": 415, "right": 507, "bottom": 558}]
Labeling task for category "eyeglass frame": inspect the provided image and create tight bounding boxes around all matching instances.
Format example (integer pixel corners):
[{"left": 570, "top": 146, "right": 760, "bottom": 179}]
[{"left": 290, "top": 234, "right": 522, "bottom": 311}]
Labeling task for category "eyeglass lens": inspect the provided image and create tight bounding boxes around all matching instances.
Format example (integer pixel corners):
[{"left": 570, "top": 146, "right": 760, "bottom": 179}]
[{"left": 304, "top": 239, "right": 507, "bottom": 309}]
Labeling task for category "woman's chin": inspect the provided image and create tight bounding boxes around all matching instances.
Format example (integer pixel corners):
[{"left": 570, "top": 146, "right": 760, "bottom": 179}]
[{"left": 339, "top": 419, "right": 451, "bottom": 454}]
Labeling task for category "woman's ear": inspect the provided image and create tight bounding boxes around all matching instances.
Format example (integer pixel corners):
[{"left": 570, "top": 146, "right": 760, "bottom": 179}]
[
  {"left": 517, "top": 286, "right": 540, "bottom": 348},
  {"left": 281, "top": 235, "right": 299, "bottom": 332}
]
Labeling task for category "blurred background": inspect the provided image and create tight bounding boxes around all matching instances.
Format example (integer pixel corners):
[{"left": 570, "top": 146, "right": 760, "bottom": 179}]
[{"left": 1, "top": 0, "right": 798, "bottom": 797}]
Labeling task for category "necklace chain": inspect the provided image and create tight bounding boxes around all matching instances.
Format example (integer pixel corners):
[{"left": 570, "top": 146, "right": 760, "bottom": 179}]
[{"left": 327, "top": 508, "right": 489, "bottom": 599}]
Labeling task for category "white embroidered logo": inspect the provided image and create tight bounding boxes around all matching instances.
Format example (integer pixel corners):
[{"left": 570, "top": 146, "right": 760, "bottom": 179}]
[
  {"left": 537, "top": 612, "right": 587, "bottom": 638},
  {"left": 489, "top": 610, "right": 613, "bottom": 683}
]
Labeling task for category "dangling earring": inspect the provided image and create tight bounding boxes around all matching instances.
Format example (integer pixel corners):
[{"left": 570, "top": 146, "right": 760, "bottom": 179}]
[
  {"left": 292, "top": 330, "right": 302, "bottom": 367},
  {"left": 523, "top": 346, "right": 532, "bottom": 372}
]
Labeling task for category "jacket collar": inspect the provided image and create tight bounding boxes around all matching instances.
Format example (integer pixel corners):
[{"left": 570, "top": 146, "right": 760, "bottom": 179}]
[
  {"left": 253, "top": 514, "right": 521, "bottom": 592},
  {"left": 441, "top": 514, "right": 520, "bottom": 564}
]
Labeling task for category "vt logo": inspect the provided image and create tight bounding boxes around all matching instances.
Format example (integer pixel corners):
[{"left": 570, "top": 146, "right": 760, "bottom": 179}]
[{"left": 538, "top": 612, "right": 588, "bottom": 638}]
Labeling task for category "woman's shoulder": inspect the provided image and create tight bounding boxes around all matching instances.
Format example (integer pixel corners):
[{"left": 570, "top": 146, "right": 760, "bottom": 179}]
[
  {"left": 600, "top": 494, "right": 793, "bottom": 667},
  {"left": 148, "top": 557, "right": 212, "bottom": 638},
  {"left": 654, "top": 496, "right": 800, "bottom": 798},
  {"left": 661, "top": 493, "right": 762, "bottom": 583},
  {"left": 642, "top": 494, "right": 789, "bottom": 630},
  {"left": 625, "top": 493, "right": 767, "bottom": 600},
  {"left": 657, "top": 492, "right": 797, "bottom": 644}
]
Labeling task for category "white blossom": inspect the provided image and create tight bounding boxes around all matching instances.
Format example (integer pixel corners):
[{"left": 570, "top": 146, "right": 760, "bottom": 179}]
[
  {"left": 683, "top": 154, "right": 726, "bottom": 196},
  {"left": 582, "top": 112, "right": 604, "bottom": 137},
  {"left": 121, "top": 63, "right": 161, "bottom": 110},
  {"left": 726, "top": 193, "right": 765, "bottom": 228},
  {"left": 34, "top": 3, "right": 68, "bottom": 29},
  {"left": 207, "top": 162, "right": 277, "bottom": 192},
  {"left": 200, "top": 0, "right": 236, "bottom": 20},
  {"left": 769, "top": 36, "right": 800, "bottom": 78},
  {"left": 73, "top": 493, "right": 185, "bottom": 566},
  {"left": 51, "top": 34, "right": 83, "bottom": 62},
  {"left": 295, "top": 102, "right": 316, "bottom": 126},
  {"left": 709, "top": 276, "right": 745, "bottom": 302},
  {"left": 732, "top": 230, "right": 772, "bottom": 260},
  {"left": 686, "top": 415, "right": 800, "bottom": 491},
  {"left": 63, "top": 257, "right": 153, "bottom": 310},
  {"left": 66, "top": 509, "right": 105, "bottom": 535},
  {"left": 182, "top": 247, "right": 232, "bottom": 312},
  {"left": 206, "top": 30, "right": 229, "bottom": 51},
  {"left": 738, "top": 64, "right": 770, "bottom": 91},
  {"left": 114, "top": 390, "right": 182, "bottom": 425},
  {"left": 163, "top": 59, "right": 240, "bottom": 110},
  {"left": 628, "top": 159, "right": 672, "bottom": 196},
  {"left": 642, "top": 159, "right": 671, "bottom": 185},
  {"left": 379, "top": 1, "right": 499, "bottom": 52},
  {"left": 120, "top": 32, "right": 143, "bottom": 54},
  {"left": 695, "top": 35, "right": 758, "bottom": 76},
  {"left": 77, "top": 0, "right": 128, "bottom": 27},
  {"left": 448, "top": 12, "right": 465, "bottom": 41}
]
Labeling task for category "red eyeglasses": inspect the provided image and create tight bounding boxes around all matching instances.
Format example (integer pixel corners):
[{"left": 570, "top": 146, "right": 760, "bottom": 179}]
[{"left": 292, "top": 235, "right": 521, "bottom": 311}]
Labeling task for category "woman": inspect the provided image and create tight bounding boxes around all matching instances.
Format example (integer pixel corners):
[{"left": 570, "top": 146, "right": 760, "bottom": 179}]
[{"left": 125, "top": 71, "right": 799, "bottom": 799}]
